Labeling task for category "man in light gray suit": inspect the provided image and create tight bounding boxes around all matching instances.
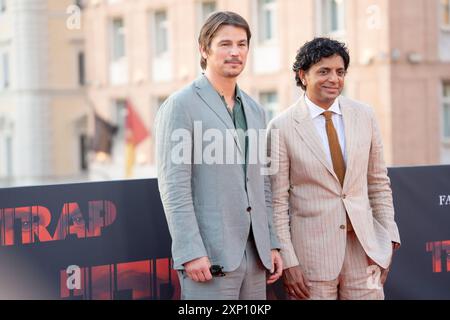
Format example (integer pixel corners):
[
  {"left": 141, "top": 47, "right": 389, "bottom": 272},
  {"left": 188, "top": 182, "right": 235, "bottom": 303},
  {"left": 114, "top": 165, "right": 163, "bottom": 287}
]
[{"left": 155, "top": 11, "right": 282, "bottom": 300}]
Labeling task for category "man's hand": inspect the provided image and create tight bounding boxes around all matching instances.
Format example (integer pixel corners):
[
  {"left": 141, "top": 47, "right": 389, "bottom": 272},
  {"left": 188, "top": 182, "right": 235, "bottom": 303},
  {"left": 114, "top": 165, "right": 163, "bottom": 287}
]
[
  {"left": 183, "top": 256, "right": 212, "bottom": 282},
  {"left": 381, "top": 242, "right": 399, "bottom": 285},
  {"left": 267, "top": 249, "right": 283, "bottom": 284},
  {"left": 392, "top": 242, "right": 400, "bottom": 251},
  {"left": 380, "top": 266, "right": 389, "bottom": 285},
  {"left": 368, "top": 242, "right": 398, "bottom": 286},
  {"left": 282, "top": 265, "right": 311, "bottom": 299}
]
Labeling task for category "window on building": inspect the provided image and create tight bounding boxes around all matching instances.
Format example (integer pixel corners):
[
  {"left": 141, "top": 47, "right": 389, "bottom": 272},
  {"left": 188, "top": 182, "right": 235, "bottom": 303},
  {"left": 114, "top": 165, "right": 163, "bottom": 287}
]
[
  {"left": 78, "top": 52, "right": 85, "bottom": 86},
  {"left": 111, "top": 18, "right": 126, "bottom": 62},
  {"left": 113, "top": 99, "right": 127, "bottom": 141},
  {"left": 259, "top": 91, "right": 279, "bottom": 121},
  {"left": 79, "top": 134, "right": 88, "bottom": 171},
  {"left": 442, "top": 0, "right": 450, "bottom": 27},
  {"left": 74, "top": 0, "right": 84, "bottom": 10},
  {"left": 443, "top": 83, "right": 450, "bottom": 139},
  {"left": 196, "top": 2, "right": 216, "bottom": 73},
  {"left": 6, "top": 135, "right": 12, "bottom": 176},
  {"left": 110, "top": 18, "right": 128, "bottom": 85},
  {"left": 1, "top": 52, "right": 9, "bottom": 89},
  {"left": 154, "top": 10, "right": 169, "bottom": 56},
  {"left": 321, "top": 0, "right": 345, "bottom": 35},
  {"left": 258, "top": 0, "right": 276, "bottom": 43},
  {"left": 200, "top": 1, "right": 216, "bottom": 23},
  {"left": 0, "top": 0, "right": 6, "bottom": 13}
]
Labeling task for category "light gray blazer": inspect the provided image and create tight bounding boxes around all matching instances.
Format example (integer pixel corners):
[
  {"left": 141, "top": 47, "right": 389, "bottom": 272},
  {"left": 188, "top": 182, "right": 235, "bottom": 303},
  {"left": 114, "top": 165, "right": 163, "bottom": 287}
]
[{"left": 155, "top": 75, "right": 279, "bottom": 271}]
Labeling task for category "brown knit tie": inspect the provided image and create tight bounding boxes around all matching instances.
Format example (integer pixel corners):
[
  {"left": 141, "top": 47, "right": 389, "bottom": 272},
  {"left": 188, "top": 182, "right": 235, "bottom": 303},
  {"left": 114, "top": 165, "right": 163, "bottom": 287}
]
[
  {"left": 323, "top": 111, "right": 345, "bottom": 185},
  {"left": 323, "top": 111, "right": 353, "bottom": 231}
]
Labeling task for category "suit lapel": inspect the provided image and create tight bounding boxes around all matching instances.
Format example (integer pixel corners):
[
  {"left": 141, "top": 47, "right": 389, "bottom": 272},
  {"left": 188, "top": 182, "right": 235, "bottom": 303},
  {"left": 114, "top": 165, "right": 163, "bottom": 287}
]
[
  {"left": 340, "top": 97, "right": 358, "bottom": 189},
  {"left": 241, "top": 93, "right": 256, "bottom": 131},
  {"left": 241, "top": 93, "right": 257, "bottom": 165},
  {"left": 194, "top": 75, "right": 243, "bottom": 154},
  {"left": 292, "top": 97, "right": 338, "bottom": 181}
]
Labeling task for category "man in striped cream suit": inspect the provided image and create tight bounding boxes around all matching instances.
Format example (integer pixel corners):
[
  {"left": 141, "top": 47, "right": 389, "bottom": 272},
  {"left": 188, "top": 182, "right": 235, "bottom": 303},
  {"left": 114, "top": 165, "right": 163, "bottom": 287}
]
[{"left": 268, "top": 38, "right": 400, "bottom": 300}]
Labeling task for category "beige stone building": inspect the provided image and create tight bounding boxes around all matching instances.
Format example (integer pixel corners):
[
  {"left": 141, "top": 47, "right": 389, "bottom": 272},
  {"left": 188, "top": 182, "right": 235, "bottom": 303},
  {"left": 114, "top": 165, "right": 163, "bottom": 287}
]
[
  {"left": 2, "top": 0, "right": 450, "bottom": 186},
  {"left": 0, "top": 0, "right": 88, "bottom": 186},
  {"left": 83, "top": 0, "right": 450, "bottom": 180}
]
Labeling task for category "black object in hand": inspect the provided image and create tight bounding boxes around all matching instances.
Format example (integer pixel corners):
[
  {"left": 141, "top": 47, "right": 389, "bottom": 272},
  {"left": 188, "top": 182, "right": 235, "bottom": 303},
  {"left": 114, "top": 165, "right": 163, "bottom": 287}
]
[{"left": 210, "top": 265, "right": 226, "bottom": 277}]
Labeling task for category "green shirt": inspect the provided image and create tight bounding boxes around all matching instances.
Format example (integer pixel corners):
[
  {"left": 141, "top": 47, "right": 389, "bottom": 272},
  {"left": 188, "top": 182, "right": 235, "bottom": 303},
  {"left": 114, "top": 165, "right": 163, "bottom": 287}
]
[{"left": 219, "top": 87, "right": 248, "bottom": 176}]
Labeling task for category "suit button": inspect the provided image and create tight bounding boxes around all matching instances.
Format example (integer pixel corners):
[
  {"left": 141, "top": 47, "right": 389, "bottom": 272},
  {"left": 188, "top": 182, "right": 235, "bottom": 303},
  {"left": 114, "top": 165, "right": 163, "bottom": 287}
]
[
  {"left": 340, "top": 225, "right": 346, "bottom": 230},
  {"left": 342, "top": 194, "right": 346, "bottom": 199},
  {"left": 247, "top": 207, "right": 252, "bottom": 213}
]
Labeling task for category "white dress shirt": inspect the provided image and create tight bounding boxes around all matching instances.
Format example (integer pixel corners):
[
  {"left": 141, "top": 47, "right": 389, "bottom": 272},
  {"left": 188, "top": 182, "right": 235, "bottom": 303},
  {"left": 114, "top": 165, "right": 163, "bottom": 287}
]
[{"left": 304, "top": 94, "right": 347, "bottom": 165}]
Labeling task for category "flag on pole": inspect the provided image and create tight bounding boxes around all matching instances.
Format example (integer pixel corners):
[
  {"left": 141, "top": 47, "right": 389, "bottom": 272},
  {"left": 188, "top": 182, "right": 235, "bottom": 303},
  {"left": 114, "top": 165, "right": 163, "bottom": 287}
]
[
  {"left": 125, "top": 100, "right": 149, "bottom": 177},
  {"left": 92, "top": 113, "right": 118, "bottom": 156}
]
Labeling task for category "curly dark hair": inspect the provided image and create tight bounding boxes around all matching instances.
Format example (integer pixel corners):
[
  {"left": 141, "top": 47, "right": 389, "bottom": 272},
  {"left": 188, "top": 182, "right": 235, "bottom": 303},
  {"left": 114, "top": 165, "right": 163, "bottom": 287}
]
[{"left": 293, "top": 37, "right": 350, "bottom": 90}]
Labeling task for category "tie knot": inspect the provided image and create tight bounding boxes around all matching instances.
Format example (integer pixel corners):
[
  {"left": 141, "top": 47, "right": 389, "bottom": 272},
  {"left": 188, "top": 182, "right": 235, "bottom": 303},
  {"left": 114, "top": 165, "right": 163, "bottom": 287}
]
[{"left": 323, "top": 111, "right": 333, "bottom": 121}]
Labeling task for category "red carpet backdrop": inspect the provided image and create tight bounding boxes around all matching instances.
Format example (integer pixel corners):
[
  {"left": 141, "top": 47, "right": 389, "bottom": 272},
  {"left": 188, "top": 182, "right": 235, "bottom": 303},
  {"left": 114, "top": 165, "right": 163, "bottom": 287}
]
[{"left": 0, "top": 166, "right": 449, "bottom": 299}]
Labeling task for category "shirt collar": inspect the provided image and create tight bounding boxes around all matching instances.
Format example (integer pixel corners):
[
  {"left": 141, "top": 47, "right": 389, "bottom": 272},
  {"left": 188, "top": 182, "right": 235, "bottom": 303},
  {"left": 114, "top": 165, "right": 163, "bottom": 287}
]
[
  {"left": 217, "top": 85, "right": 242, "bottom": 103},
  {"left": 235, "top": 85, "right": 243, "bottom": 102},
  {"left": 203, "top": 75, "right": 242, "bottom": 102},
  {"left": 304, "top": 94, "right": 341, "bottom": 119}
]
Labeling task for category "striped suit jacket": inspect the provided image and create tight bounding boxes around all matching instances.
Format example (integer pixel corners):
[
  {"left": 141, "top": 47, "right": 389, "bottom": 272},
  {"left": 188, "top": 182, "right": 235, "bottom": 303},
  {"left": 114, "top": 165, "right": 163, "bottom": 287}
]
[{"left": 268, "top": 96, "right": 400, "bottom": 281}]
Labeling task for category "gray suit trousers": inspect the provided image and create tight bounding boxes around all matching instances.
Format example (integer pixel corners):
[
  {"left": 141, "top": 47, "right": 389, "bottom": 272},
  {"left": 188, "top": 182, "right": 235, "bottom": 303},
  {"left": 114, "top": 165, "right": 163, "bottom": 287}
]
[{"left": 177, "top": 233, "right": 267, "bottom": 300}]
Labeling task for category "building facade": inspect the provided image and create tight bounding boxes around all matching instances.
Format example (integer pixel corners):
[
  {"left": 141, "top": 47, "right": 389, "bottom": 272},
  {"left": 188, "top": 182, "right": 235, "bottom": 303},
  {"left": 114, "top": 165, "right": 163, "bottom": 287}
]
[
  {"left": 0, "top": 0, "right": 88, "bottom": 186},
  {"left": 1, "top": 0, "right": 450, "bottom": 186}
]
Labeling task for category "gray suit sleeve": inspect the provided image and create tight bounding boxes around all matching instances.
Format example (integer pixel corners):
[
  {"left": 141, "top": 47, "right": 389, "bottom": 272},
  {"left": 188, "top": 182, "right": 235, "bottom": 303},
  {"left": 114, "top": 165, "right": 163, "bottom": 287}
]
[
  {"left": 155, "top": 97, "right": 207, "bottom": 269},
  {"left": 262, "top": 110, "right": 280, "bottom": 250}
]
